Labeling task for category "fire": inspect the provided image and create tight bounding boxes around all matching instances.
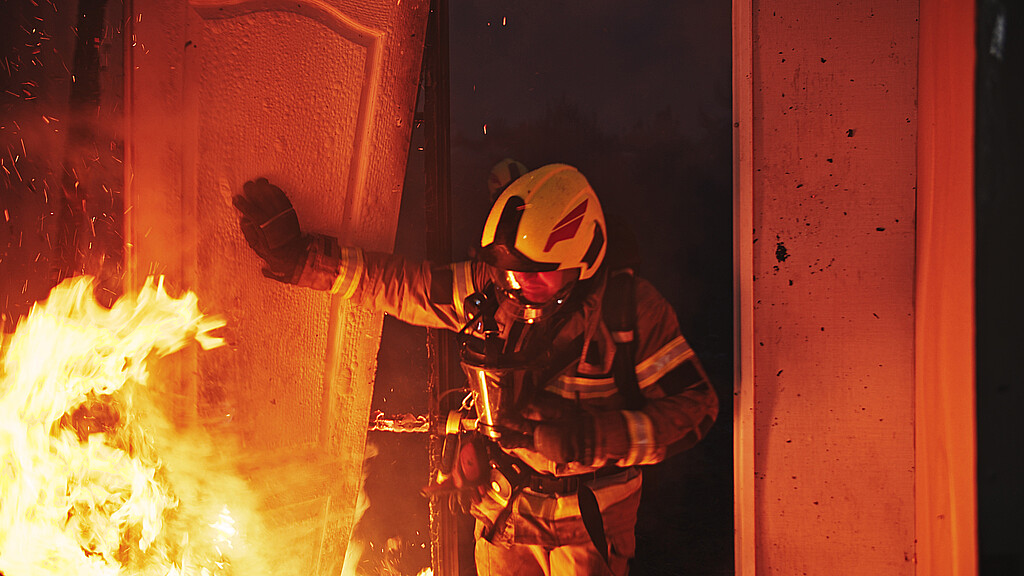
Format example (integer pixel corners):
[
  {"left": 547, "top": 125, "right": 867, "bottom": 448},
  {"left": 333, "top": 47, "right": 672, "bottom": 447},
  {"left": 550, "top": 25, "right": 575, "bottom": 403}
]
[{"left": 0, "top": 276, "right": 264, "bottom": 575}]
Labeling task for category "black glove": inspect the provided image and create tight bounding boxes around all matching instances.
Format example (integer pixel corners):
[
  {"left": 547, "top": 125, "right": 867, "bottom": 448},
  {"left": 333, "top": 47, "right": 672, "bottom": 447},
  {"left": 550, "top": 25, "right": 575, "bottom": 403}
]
[
  {"left": 532, "top": 411, "right": 597, "bottom": 465},
  {"left": 232, "top": 178, "right": 308, "bottom": 283}
]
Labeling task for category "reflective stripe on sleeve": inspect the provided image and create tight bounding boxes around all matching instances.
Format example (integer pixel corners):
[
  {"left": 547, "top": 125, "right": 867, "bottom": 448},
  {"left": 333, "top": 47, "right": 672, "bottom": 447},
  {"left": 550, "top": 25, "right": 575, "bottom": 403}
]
[
  {"left": 329, "top": 246, "right": 364, "bottom": 299},
  {"left": 620, "top": 410, "right": 656, "bottom": 466},
  {"left": 451, "top": 261, "right": 476, "bottom": 324},
  {"left": 611, "top": 330, "right": 634, "bottom": 343},
  {"left": 635, "top": 335, "right": 696, "bottom": 389},
  {"left": 549, "top": 375, "right": 618, "bottom": 399}
]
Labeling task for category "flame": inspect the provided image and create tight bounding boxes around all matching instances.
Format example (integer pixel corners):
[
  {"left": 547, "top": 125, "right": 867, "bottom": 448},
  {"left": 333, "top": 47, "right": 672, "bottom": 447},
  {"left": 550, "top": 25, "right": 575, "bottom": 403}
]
[
  {"left": 340, "top": 444, "right": 376, "bottom": 576},
  {"left": 0, "top": 276, "right": 264, "bottom": 575}
]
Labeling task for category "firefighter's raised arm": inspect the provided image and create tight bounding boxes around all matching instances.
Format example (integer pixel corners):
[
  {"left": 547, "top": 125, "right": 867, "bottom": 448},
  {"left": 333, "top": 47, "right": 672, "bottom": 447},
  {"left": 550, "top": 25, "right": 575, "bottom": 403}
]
[
  {"left": 233, "top": 177, "right": 481, "bottom": 330},
  {"left": 233, "top": 178, "right": 364, "bottom": 297}
]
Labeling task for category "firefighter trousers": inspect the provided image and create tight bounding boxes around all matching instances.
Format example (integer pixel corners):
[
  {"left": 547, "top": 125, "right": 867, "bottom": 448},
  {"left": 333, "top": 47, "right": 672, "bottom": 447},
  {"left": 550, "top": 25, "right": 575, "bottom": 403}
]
[
  {"left": 474, "top": 528, "right": 634, "bottom": 576},
  {"left": 470, "top": 468, "right": 641, "bottom": 576}
]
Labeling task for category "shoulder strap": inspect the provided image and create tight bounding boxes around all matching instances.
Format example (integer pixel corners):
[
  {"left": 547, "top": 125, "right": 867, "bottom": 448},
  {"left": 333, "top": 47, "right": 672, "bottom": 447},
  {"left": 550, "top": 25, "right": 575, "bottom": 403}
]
[{"left": 602, "top": 269, "right": 646, "bottom": 410}]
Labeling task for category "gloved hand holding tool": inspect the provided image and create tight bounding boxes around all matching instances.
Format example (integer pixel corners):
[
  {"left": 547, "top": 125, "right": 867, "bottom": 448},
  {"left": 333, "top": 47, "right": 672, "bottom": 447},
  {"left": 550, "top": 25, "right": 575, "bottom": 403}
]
[
  {"left": 520, "top": 399, "right": 633, "bottom": 466},
  {"left": 530, "top": 412, "right": 597, "bottom": 465}
]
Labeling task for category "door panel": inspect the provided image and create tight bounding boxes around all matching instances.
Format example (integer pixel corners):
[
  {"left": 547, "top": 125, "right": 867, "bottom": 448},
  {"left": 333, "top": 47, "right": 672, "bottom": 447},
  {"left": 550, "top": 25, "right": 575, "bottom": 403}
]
[{"left": 127, "top": 0, "right": 429, "bottom": 571}]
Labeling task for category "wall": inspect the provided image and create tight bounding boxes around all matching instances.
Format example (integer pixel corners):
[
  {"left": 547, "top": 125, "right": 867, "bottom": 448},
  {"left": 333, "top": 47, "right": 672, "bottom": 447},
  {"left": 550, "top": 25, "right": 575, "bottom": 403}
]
[
  {"left": 735, "top": 0, "right": 919, "bottom": 573},
  {"left": 916, "top": 0, "right": 976, "bottom": 574}
]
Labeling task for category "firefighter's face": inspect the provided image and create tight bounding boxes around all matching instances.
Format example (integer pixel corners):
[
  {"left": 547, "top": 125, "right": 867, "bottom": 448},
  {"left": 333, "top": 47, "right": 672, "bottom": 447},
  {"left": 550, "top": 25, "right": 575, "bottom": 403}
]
[{"left": 502, "top": 269, "right": 576, "bottom": 304}]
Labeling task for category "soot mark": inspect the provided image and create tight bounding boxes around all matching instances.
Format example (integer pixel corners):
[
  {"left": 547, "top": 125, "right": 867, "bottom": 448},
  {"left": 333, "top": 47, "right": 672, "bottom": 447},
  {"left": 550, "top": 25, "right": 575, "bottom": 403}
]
[{"left": 775, "top": 242, "right": 790, "bottom": 262}]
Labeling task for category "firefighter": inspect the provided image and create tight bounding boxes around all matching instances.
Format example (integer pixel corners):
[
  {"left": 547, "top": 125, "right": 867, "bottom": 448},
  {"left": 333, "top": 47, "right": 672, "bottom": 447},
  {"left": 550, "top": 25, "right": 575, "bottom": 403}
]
[
  {"left": 486, "top": 158, "right": 529, "bottom": 203},
  {"left": 232, "top": 164, "right": 718, "bottom": 575},
  {"left": 468, "top": 158, "right": 529, "bottom": 262}
]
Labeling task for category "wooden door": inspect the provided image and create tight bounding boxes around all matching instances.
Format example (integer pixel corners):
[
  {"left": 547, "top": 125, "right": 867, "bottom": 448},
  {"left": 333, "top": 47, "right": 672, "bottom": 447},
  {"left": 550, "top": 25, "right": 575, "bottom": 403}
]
[{"left": 126, "top": 0, "right": 429, "bottom": 572}]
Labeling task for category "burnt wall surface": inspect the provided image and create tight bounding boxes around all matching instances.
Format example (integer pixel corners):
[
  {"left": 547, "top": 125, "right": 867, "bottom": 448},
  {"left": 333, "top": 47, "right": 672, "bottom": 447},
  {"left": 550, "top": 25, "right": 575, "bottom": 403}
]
[{"left": 748, "top": 0, "right": 917, "bottom": 573}]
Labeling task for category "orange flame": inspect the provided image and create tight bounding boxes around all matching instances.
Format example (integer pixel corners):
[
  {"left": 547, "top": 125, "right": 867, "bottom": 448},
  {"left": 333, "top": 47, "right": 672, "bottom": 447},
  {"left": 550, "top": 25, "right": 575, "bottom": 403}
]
[{"left": 0, "top": 276, "right": 266, "bottom": 575}]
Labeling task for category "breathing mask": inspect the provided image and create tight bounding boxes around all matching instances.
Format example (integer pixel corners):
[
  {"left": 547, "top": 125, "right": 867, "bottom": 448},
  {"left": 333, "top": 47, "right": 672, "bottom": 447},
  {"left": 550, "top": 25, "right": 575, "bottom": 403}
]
[{"left": 457, "top": 285, "right": 561, "bottom": 442}]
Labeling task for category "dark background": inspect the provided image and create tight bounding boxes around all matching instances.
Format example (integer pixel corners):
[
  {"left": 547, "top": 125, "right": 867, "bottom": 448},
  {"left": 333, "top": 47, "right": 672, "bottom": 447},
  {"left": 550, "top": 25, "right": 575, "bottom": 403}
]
[
  {"left": 445, "top": 3, "right": 734, "bottom": 576},
  {"left": 365, "top": 1, "right": 734, "bottom": 575},
  {"left": 976, "top": 0, "right": 1024, "bottom": 574}
]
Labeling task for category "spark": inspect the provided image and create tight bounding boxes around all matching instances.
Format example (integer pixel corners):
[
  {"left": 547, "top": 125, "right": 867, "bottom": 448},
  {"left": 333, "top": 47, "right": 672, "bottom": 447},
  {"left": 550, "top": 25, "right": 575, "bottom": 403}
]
[{"left": 8, "top": 148, "right": 22, "bottom": 182}]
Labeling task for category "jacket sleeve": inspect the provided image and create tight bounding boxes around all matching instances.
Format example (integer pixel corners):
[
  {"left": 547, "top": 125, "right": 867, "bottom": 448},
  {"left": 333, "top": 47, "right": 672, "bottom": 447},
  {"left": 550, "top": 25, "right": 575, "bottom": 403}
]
[
  {"left": 591, "top": 278, "right": 719, "bottom": 467},
  {"left": 310, "top": 244, "right": 486, "bottom": 332}
]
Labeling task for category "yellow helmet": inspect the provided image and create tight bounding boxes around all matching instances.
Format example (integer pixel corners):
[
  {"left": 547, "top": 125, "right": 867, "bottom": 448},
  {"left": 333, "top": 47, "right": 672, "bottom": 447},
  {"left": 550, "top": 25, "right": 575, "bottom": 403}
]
[{"left": 478, "top": 164, "right": 606, "bottom": 281}]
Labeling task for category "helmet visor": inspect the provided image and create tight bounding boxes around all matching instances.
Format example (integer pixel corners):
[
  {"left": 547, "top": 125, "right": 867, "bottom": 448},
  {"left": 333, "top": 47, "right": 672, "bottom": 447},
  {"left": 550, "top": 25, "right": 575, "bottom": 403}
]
[
  {"left": 494, "top": 268, "right": 579, "bottom": 305},
  {"left": 477, "top": 242, "right": 559, "bottom": 273}
]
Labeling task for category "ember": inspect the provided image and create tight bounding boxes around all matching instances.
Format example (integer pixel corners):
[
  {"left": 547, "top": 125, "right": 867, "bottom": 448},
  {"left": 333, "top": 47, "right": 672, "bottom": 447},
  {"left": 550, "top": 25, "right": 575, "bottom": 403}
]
[{"left": 368, "top": 410, "right": 429, "bottom": 434}]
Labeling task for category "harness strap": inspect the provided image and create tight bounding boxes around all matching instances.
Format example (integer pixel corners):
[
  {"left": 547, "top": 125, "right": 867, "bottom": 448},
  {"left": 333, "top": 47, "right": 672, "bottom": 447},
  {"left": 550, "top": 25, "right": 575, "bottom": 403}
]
[
  {"left": 603, "top": 268, "right": 646, "bottom": 410},
  {"left": 483, "top": 484, "right": 523, "bottom": 543},
  {"left": 478, "top": 268, "right": 642, "bottom": 563},
  {"left": 578, "top": 484, "right": 610, "bottom": 564}
]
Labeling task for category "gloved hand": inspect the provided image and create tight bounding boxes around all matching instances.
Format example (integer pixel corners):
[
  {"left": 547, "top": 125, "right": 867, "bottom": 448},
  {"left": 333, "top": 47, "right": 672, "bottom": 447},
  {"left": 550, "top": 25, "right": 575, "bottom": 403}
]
[
  {"left": 531, "top": 411, "right": 597, "bottom": 465},
  {"left": 232, "top": 178, "right": 308, "bottom": 283}
]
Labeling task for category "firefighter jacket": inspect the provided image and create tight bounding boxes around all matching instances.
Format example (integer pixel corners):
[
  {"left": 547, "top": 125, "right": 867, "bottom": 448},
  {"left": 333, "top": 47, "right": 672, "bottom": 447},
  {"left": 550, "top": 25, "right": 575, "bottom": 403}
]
[
  {"left": 306, "top": 245, "right": 718, "bottom": 550},
  {"left": 319, "top": 246, "right": 719, "bottom": 476}
]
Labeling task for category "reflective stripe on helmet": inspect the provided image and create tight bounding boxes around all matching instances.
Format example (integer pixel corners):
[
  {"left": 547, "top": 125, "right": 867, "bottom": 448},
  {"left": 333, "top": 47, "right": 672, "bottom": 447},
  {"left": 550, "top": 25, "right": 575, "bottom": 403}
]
[{"left": 543, "top": 198, "right": 588, "bottom": 252}]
